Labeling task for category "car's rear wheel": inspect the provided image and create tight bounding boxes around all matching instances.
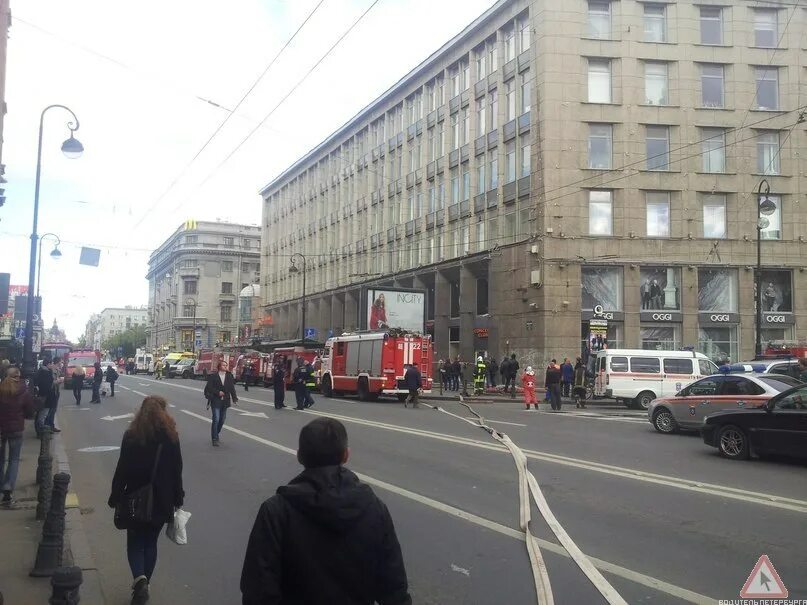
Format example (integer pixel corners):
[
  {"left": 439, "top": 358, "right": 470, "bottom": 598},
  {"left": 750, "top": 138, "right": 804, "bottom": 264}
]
[
  {"left": 634, "top": 391, "right": 656, "bottom": 410},
  {"left": 717, "top": 425, "right": 750, "bottom": 460},
  {"left": 652, "top": 409, "right": 678, "bottom": 434}
]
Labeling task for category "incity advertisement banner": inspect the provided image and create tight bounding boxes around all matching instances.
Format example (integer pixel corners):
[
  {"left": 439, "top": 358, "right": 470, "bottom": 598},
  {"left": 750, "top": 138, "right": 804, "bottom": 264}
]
[{"left": 365, "top": 288, "right": 425, "bottom": 334}]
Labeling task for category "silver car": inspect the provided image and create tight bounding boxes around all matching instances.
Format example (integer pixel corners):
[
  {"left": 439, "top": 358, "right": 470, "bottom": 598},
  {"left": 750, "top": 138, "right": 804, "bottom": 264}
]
[{"left": 647, "top": 373, "right": 802, "bottom": 434}]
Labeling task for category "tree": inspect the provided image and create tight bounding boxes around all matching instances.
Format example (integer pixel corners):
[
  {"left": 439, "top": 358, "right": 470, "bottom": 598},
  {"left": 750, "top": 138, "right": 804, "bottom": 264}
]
[
  {"left": 101, "top": 324, "right": 147, "bottom": 358},
  {"left": 77, "top": 334, "right": 87, "bottom": 348}
]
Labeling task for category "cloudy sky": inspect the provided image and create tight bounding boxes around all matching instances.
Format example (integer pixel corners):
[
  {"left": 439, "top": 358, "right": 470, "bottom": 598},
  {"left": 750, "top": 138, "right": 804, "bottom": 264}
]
[{"left": 2, "top": 0, "right": 497, "bottom": 341}]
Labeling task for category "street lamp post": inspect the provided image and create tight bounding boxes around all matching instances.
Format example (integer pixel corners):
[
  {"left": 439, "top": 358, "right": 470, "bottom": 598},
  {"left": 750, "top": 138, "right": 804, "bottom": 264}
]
[
  {"left": 755, "top": 179, "right": 776, "bottom": 358},
  {"left": 289, "top": 254, "right": 307, "bottom": 342},
  {"left": 23, "top": 105, "right": 83, "bottom": 378},
  {"left": 35, "top": 233, "right": 62, "bottom": 299}
]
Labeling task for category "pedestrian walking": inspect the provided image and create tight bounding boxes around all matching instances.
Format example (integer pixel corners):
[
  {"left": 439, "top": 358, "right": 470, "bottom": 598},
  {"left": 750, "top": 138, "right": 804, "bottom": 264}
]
[
  {"left": 451, "top": 357, "right": 461, "bottom": 392},
  {"left": 403, "top": 364, "right": 421, "bottom": 408},
  {"left": 154, "top": 359, "right": 163, "bottom": 381},
  {"left": 272, "top": 357, "right": 287, "bottom": 409},
  {"left": 204, "top": 360, "right": 238, "bottom": 447},
  {"left": 34, "top": 359, "right": 60, "bottom": 434},
  {"left": 51, "top": 358, "right": 64, "bottom": 416},
  {"left": 545, "top": 359, "right": 562, "bottom": 411},
  {"left": 487, "top": 356, "right": 498, "bottom": 388},
  {"left": 507, "top": 353, "right": 519, "bottom": 398},
  {"left": 72, "top": 365, "right": 86, "bottom": 406},
  {"left": 106, "top": 364, "right": 119, "bottom": 398},
  {"left": 499, "top": 356, "right": 510, "bottom": 391},
  {"left": 240, "top": 418, "right": 412, "bottom": 605},
  {"left": 521, "top": 366, "right": 537, "bottom": 410},
  {"left": 0, "top": 366, "right": 35, "bottom": 508},
  {"left": 303, "top": 359, "right": 316, "bottom": 408},
  {"left": 108, "top": 396, "right": 184, "bottom": 605},
  {"left": 241, "top": 361, "right": 252, "bottom": 392},
  {"left": 473, "top": 356, "right": 486, "bottom": 395},
  {"left": 292, "top": 358, "right": 307, "bottom": 410},
  {"left": 90, "top": 362, "right": 103, "bottom": 403},
  {"left": 560, "top": 358, "right": 574, "bottom": 398},
  {"left": 573, "top": 357, "right": 587, "bottom": 409},
  {"left": 438, "top": 359, "right": 446, "bottom": 393}
]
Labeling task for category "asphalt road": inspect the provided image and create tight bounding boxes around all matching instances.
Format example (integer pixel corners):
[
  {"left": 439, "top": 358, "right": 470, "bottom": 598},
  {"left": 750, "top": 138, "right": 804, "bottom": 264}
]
[{"left": 56, "top": 374, "right": 807, "bottom": 604}]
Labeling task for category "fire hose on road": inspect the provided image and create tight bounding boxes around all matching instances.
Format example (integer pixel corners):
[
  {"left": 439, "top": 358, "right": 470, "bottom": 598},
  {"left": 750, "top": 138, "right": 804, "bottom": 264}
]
[{"left": 417, "top": 396, "right": 628, "bottom": 605}]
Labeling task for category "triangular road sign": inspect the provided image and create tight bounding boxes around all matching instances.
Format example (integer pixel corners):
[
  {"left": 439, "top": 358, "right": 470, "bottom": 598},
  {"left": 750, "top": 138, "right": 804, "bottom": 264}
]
[{"left": 740, "top": 555, "right": 788, "bottom": 598}]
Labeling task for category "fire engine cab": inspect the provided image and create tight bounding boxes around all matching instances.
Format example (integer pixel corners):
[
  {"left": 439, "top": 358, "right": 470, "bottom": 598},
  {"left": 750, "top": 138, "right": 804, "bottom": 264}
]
[{"left": 320, "top": 331, "right": 433, "bottom": 401}]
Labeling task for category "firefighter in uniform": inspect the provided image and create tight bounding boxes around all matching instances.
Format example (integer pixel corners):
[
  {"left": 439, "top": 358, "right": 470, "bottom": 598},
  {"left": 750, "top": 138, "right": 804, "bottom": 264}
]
[
  {"left": 473, "top": 356, "right": 486, "bottom": 395},
  {"left": 303, "top": 360, "right": 317, "bottom": 408},
  {"left": 292, "top": 358, "right": 308, "bottom": 410}
]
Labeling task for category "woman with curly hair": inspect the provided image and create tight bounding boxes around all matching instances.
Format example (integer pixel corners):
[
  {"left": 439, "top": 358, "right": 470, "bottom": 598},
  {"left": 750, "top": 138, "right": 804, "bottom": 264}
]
[{"left": 109, "top": 396, "right": 184, "bottom": 605}]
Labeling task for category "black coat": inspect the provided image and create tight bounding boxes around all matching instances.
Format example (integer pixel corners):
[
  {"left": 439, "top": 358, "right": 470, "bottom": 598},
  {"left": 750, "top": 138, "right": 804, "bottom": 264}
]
[
  {"left": 92, "top": 365, "right": 103, "bottom": 385},
  {"left": 204, "top": 371, "right": 239, "bottom": 409},
  {"left": 105, "top": 366, "right": 119, "bottom": 383},
  {"left": 34, "top": 366, "right": 54, "bottom": 397},
  {"left": 545, "top": 366, "right": 562, "bottom": 386},
  {"left": 241, "top": 466, "right": 411, "bottom": 605},
  {"left": 108, "top": 430, "right": 184, "bottom": 527},
  {"left": 273, "top": 367, "right": 285, "bottom": 392},
  {"left": 403, "top": 366, "right": 421, "bottom": 390}
]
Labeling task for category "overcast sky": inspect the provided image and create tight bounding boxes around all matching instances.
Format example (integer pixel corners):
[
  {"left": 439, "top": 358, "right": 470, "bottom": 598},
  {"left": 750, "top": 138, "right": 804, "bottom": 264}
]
[{"left": 2, "top": 0, "right": 497, "bottom": 341}]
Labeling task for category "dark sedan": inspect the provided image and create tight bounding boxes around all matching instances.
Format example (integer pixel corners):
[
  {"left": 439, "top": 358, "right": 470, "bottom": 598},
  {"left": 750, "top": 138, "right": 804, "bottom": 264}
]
[{"left": 702, "top": 384, "right": 807, "bottom": 460}]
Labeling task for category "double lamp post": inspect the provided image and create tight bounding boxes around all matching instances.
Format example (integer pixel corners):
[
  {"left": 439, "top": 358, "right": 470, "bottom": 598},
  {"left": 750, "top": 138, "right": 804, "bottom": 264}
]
[{"left": 22, "top": 105, "right": 83, "bottom": 378}]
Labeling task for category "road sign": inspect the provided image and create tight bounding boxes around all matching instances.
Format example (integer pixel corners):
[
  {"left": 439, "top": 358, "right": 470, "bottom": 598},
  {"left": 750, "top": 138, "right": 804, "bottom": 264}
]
[
  {"left": 14, "top": 327, "right": 24, "bottom": 339},
  {"left": 195, "top": 339, "right": 202, "bottom": 347},
  {"left": 741, "top": 555, "right": 788, "bottom": 598},
  {"left": 304, "top": 328, "right": 317, "bottom": 339},
  {"left": 195, "top": 329, "right": 202, "bottom": 337},
  {"left": 32, "top": 329, "right": 42, "bottom": 353}
]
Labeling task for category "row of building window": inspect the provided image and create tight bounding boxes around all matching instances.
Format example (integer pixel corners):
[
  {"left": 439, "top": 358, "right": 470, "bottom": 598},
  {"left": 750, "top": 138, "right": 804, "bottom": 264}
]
[
  {"left": 176, "top": 259, "right": 258, "bottom": 272},
  {"left": 588, "top": 191, "right": 783, "bottom": 240},
  {"left": 588, "top": 2, "right": 783, "bottom": 48},
  {"left": 588, "top": 59, "right": 782, "bottom": 111},
  {"left": 587, "top": 124, "right": 783, "bottom": 175},
  {"left": 182, "top": 235, "right": 254, "bottom": 248}
]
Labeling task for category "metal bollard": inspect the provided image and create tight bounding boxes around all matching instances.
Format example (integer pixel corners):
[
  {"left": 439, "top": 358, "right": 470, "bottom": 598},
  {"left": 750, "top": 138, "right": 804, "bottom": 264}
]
[
  {"left": 30, "top": 472, "right": 71, "bottom": 578},
  {"left": 35, "top": 456, "right": 54, "bottom": 521},
  {"left": 37, "top": 428, "right": 53, "bottom": 485},
  {"left": 50, "top": 566, "right": 83, "bottom": 604}
]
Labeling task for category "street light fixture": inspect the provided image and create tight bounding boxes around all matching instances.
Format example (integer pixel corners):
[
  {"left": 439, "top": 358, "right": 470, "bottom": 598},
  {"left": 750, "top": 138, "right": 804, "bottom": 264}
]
[
  {"left": 755, "top": 179, "right": 775, "bottom": 358},
  {"left": 23, "top": 105, "right": 83, "bottom": 378},
  {"left": 289, "top": 253, "right": 307, "bottom": 342},
  {"left": 36, "top": 233, "right": 62, "bottom": 299}
]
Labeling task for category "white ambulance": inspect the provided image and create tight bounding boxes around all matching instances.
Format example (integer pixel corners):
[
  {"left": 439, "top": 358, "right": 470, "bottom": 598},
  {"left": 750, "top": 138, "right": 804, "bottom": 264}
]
[{"left": 593, "top": 349, "right": 719, "bottom": 409}]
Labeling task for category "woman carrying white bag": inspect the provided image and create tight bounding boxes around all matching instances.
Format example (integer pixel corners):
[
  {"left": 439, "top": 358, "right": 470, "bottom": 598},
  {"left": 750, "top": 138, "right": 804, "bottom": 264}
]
[
  {"left": 109, "top": 396, "right": 185, "bottom": 605},
  {"left": 166, "top": 508, "right": 191, "bottom": 545}
]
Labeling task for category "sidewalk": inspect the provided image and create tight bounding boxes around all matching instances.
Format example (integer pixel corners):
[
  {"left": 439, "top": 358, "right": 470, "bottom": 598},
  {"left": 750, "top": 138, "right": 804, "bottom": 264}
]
[{"left": 0, "top": 426, "right": 105, "bottom": 604}]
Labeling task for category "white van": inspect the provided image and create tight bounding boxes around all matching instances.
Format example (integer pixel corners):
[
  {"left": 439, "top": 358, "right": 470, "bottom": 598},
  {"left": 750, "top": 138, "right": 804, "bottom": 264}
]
[{"left": 593, "top": 349, "right": 719, "bottom": 409}]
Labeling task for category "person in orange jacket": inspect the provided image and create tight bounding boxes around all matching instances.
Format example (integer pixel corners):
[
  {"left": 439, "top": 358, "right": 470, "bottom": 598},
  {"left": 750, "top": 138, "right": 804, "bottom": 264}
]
[{"left": 522, "top": 366, "right": 537, "bottom": 410}]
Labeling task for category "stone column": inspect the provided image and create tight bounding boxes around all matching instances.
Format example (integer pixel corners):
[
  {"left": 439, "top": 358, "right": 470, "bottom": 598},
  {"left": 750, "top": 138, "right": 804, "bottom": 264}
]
[
  {"left": 332, "top": 295, "right": 345, "bottom": 334},
  {"left": 459, "top": 266, "right": 476, "bottom": 361},
  {"left": 664, "top": 267, "right": 678, "bottom": 309},
  {"left": 434, "top": 271, "right": 451, "bottom": 360},
  {"left": 344, "top": 290, "right": 359, "bottom": 332}
]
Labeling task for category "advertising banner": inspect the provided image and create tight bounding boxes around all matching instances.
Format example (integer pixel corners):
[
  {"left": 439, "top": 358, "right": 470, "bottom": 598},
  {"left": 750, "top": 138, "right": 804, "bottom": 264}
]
[
  {"left": 588, "top": 318, "right": 609, "bottom": 352},
  {"left": 365, "top": 288, "right": 425, "bottom": 334}
]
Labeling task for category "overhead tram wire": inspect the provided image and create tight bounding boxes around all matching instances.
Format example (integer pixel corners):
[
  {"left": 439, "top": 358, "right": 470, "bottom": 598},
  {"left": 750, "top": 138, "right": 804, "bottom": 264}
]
[
  {"left": 165, "top": 0, "right": 384, "bottom": 216},
  {"left": 130, "top": 0, "right": 328, "bottom": 230}
]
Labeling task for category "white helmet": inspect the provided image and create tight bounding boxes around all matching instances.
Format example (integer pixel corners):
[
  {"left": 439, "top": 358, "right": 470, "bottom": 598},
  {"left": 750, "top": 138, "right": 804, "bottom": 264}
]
[{"left": 477, "top": 356, "right": 483, "bottom": 362}]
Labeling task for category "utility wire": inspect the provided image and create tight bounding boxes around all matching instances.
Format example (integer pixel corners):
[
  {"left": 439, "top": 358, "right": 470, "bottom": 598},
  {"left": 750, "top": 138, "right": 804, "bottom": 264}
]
[{"left": 130, "top": 0, "right": 329, "bottom": 229}]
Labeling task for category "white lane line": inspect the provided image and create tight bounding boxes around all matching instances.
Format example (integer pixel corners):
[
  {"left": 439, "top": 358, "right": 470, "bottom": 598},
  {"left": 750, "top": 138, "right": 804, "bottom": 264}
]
[
  {"left": 138, "top": 383, "right": 149, "bottom": 387},
  {"left": 178, "top": 408, "right": 714, "bottom": 605},
  {"left": 132, "top": 379, "right": 807, "bottom": 513},
  {"left": 466, "top": 418, "right": 527, "bottom": 427},
  {"left": 132, "top": 390, "right": 147, "bottom": 397}
]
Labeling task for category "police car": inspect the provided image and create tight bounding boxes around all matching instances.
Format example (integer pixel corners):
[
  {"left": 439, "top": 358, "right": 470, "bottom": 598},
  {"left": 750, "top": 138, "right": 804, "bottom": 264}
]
[{"left": 647, "top": 364, "right": 803, "bottom": 434}]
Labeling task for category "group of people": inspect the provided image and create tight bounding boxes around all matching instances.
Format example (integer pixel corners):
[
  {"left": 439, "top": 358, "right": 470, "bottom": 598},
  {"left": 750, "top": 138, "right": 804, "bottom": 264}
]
[
  {"left": 539, "top": 357, "right": 588, "bottom": 411},
  {"left": 439, "top": 354, "right": 522, "bottom": 397}
]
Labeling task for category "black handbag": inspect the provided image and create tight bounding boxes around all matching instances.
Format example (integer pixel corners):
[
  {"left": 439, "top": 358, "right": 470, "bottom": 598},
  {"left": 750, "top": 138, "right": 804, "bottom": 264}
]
[{"left": 114, "top": 444, "right": 163, "bottom": 530}]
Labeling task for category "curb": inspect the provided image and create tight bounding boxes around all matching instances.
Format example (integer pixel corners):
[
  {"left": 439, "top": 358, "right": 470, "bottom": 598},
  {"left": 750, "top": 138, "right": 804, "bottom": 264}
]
[{"left": 53, "top": 434, "right": 107, "bottom": 604}]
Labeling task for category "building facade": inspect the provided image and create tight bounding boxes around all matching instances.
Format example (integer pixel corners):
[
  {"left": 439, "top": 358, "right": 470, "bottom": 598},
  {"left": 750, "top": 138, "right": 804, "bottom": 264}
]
[
  {"left": 146, "top": 221, "right": 261, "bottom": 352},
  {"left": 0, "top": 0, "right": 9, "bottom": 186},
  {"left": 260, "top": 0, "right": 807, "bottom": 368},
  {"left": 86, "top": 307, "right": 148, "bottom": 350}
]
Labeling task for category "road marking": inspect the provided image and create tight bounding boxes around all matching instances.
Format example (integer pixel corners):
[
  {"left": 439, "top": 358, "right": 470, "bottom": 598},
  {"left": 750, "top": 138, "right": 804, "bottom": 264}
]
[
  {"left": 235, "top": 411, "right": 269, "bottom": 418},
  {"left": 131, "top": 390, "right": 147, "bottom": 397},
  {"left": 126, "top": 378, "right": 807, "bottom": 513},
  {"left": 178, "top": 408, "right": 714, "bottom": 605},
  {"left": 466, "top": 417, "right": 527, "bottom": 427},
  {"left": 138, "top": 383, "right": 149, "bottom": 387},
  {"left": 76, "top": 446, "right": 120, "bottom": 453},
  {"left": 101, "top": 413, "right": 134, "bottom": 421},
  {"left": 66, "top": 493, "right": 79, "bottom": 509}
]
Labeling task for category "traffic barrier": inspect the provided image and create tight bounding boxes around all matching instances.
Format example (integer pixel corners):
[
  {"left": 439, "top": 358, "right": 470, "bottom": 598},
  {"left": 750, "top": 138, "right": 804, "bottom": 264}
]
[
  {"left": 36, "top": 428, "right": 53, "bottom": 485},
  {"left": 30, "top": 472, "right": 71, "bottom": 577},
  {"left": 49, "top": 566, "right": 83, "bottom": 604},
  {"left": 35, "top": 456, "right": 54, "bottom": 521}
]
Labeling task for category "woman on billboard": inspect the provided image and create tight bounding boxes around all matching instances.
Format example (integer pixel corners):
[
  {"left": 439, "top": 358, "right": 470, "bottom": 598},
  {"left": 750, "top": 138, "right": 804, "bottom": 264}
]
[{"left": 369, "top": 293, "right": 388, "bottom": 330}]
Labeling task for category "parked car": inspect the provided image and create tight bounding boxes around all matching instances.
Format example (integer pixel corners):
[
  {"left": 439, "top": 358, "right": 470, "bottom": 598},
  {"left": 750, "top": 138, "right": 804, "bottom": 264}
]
[
  {"left": 647, "top": 372, "right": 803, "bottom": 434},
  {"left": 731, "top": 358, "right": 803, "bottom": 379},
  {"left": 167, "top": 358, "right": 195, "bottom": 379},
  {"left": 701, "top": 384, "right": 807, "bottom": 460}
]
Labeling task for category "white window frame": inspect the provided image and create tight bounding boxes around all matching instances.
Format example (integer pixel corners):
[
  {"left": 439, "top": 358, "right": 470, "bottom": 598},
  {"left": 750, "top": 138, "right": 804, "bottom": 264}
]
[
  {"left": 700, "top": 64, "right": 725, "bottom": 108},
  {"left": 646, "top": 191, "right": 671, "bottom": 238},
  {"left": 587, "top": 1, "right": 611, "bottom": 39},
  {"left": 755, "top": 67, "right": 779, "bottom": 110},
  {"left": 520, "top": 70, "right": 531, "bottom": 114},
  {"left": 588, "top": 190, "right": 613, "bottom": 236},
  {"left": 643, "top": 4, "right": 666, "bottom": 42},
  {"left": 505, "top": 141, "right": 516, "bottom": 183},
  {"left": 756, "top": 131, "right": 780, "bottom": 175},
  {"left": 699, "top": 7, "right": 723, "bottom": 45},
  {"left": 702, "top": 194, "right": 727, "bottom": 239},
  {"left": 520, "top": 142, "right": 531, "bottom": 177},
  {"left": 588, "top": 123, "right": 612, "bottom": 169},
  {"left": 587, "top": 59, "right": 612, "bottom": 103},
  {"left": 646, "top": 125, "right": 670, "bottom": 171},
  {"left": 701, "top": 128, "right": 726, "bottom": 173},
  {"left": 754, "top": 9, "right": 778, "bottom": 48},
  {"left": 644, "top": 61, "right": 669, "bottom": 105},
  {"left": 505, "top": 79, "right": 516, "bottom": 122}
]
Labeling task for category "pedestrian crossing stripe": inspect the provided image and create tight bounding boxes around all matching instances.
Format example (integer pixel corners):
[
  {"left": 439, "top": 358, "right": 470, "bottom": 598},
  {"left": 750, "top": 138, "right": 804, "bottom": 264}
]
[{"left": 740, "top": 554, "right": 787, "bottom": 598}]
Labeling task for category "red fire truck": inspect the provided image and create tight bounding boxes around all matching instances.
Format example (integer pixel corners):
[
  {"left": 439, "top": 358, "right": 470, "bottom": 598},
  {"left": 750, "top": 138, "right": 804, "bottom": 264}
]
[
  {"left": 233, "top": 350, "right": 271, "bottom": 386},
  {"left": 763, "top": 340, "right": 807, "bottom": 359},
  {"left": 265, "top": 347, "right": 321, "bottom": 389},
  {"left": 193, "top": 348, "right": 234, "bottom": 379},
  {"left": 65, "top": 349, "right": 101, "bottom": 389},
  {"left": 320, "top": 331, "right": 433, "bottom": 401}
]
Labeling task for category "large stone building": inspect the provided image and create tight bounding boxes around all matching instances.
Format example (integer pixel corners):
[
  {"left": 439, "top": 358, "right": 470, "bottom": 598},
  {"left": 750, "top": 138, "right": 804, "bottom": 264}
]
[
  {"left": 146, "top": 221, "right": 261, "bottom": 351},
  {"left": 85, "top": 307, "right": 148, "bottom": 350},
  {"left": 259, "top": 0, "right": 807, "bottom": 368}
]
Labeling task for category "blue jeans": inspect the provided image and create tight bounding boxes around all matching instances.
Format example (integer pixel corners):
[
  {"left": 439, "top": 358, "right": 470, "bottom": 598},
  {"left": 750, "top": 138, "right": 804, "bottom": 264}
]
[
  {"left": 127, "top": 524, "right": 163, "bottom": 580},
  {"left": 211, "top": 405, "right": 227, "bottom": 441},
  {"left": 0, "top": 432, "right": 23, "bottom": 493}
]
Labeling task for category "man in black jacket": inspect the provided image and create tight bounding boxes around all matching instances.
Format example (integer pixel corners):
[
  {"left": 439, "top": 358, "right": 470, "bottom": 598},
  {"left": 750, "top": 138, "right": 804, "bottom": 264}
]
[
  {"left": 34, "top": 360, "right": 58, "bottom": 435},
  {"left": 241, "top": 418, "right": 411, "bottom": 605},
  {"left": 402, "top": 364, "right": 421, "bottom": 408},
  {"left": 91, "top": 362, "right": 103, "bottom": 403}
]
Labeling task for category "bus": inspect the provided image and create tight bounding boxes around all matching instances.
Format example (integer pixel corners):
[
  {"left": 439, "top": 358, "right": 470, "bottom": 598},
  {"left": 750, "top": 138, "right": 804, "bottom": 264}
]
[{"left": 41, "top": 342, "right": 72, "bottom": 367}]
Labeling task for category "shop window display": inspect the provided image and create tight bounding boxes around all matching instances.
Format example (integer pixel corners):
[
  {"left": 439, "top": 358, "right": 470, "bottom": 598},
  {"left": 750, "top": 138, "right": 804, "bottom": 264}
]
[
  {"left": 759, "top": 270, "right": 792, "bottom": 313},
  {"left": 639, "top": 267, "right": 680, "bottom": 310},
  {"left": 697, "top": 268, "right": 738, "bottom": 312}
]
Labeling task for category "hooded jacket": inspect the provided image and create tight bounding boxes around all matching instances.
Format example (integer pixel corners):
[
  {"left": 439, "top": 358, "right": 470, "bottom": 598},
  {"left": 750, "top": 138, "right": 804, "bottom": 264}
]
[
  {"left": 0, "top": 382, "right": 35, "bottom": 434},
  {"left": 241, "top": 465, "right": 411, "bottom": 605}
]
